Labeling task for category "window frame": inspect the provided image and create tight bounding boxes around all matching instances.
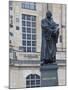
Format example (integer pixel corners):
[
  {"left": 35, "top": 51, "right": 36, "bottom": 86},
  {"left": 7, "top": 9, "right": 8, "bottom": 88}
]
[
  {"left": 16, "top": 26, "right": 19, "bottom": 30},
  {"left": 21, "top": 2, "right": 36, "bottom": 10},
  {"left": 22, "top": 14, "right": 36, "bottom": 52},
  {"left": 26, "top": 74, "right": 40, "bottom": 88}
]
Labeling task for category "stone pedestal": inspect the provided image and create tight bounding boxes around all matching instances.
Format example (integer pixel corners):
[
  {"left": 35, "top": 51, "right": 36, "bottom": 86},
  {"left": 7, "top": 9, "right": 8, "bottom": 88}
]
[{"left": 40, "top": 63, "right": 58, "bottom": 87}]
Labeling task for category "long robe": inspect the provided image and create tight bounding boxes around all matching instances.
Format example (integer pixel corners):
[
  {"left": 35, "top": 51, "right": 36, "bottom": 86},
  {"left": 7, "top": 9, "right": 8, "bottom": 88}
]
[{"left": 41, "top": 18, "right": 59, "bottom": 63}]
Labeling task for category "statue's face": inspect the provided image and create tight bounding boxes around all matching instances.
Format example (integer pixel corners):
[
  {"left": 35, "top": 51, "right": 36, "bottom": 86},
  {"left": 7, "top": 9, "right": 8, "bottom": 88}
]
[{"left": 46, "top": 11, "right": 52, "bottom": 19}]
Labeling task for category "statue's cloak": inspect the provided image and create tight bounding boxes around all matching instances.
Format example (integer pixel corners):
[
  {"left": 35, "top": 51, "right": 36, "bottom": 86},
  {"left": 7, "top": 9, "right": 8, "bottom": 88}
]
[{"left": 41, "top": 18, "right": 59, "bottom": 63}]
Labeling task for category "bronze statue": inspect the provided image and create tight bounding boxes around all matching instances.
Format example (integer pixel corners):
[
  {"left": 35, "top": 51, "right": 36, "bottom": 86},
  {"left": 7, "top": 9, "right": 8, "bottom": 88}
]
[{"left": 41, "top": 11, "right": 59, "bottom": 65}]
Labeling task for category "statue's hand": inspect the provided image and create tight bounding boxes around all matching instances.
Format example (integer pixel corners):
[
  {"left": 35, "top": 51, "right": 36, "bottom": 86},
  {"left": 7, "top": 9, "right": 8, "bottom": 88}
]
[{"left": 54, "top": 28, "right": 59, "bottom": 34}]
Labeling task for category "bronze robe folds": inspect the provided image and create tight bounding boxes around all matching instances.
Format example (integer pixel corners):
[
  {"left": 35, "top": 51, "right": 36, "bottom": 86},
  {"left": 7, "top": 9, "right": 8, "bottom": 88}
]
[{"left": 41, "top": 18, "right": 59, "bottom": 64}]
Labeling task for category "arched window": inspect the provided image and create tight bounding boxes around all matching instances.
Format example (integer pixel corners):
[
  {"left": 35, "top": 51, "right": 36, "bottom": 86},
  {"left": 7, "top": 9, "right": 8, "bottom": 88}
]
[{"left": 26, "top": 74, "right": 40, "bottom": 88}]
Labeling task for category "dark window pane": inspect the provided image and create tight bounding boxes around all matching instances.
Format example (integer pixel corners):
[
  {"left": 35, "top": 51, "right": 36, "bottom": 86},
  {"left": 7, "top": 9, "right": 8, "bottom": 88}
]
[
  {"left": 27, "top": 21, "right": 31, "bottom": 26},
  {"left": 32, "top": 22, "right": 36, "bottom": 27},
  {"left": 9, "top": 48, "right": 13, "bottom": 53},
  {"left": 16, "top": 18, "right": 19, "bottom": 22},
  {"left": 26, "top": 75, "right": 31, "bottom": 79},
  {"left": 31, "top": 74, "right": 35, "bottom": 79},
  {"left": 13, "top": 52, "right": 16, "bottom": 59},
  {"left": 36, "top": 75, "right": 40, "bottom": 79},
  {"left": 22, "top": 34, "right": 26, "bottom": 39},
  {"left": 10, "top": 24, "right": 13, "bottom": 27},
  {"left": 27, "top": 15, "right": 31, "bottom": 20},
  {"left": 32, "top": 35, "right": 36, "bottom": 40},
  {"left": 32, "top": 16, "right": 36, "bottom": 21},
  {"left": 27, "top": 34, "right": 31, "bottom": 39},
  {"left": 27, "top": 47, "right": 31, "bottom": 52},
  {"left": 24, "top": 2, "right": 30, "bottom": 9},
  {"left": 31, "top": 80, "right": 35, "bottom": 85},
  {"left": 16, "top": 26, "right": 19, "bottom": 30},
  {"left": 9, "top": 32, "right": 13, "bottom": 36},
  {"left": 32, "top": 41, "right": 36, "bottom": 46},
  {"left": 27, "top": 41, "right": 31, "bottom": 46},
  {"left": 32, "top": 28, "right": 36, "bottom": 33},
  {"left": 27, "top": 28, "right": 31, "bottom": 33},
  {"left": 22, "top": 40, "right": 26, "bottom": 45},
  {"left": 22, "top": 27, "right": 26, "bottom": 32},
  {"left": 26, "top": 80, "right": 30, "bottom": 85},
  {"left": 22, "top": 14, "right": 26, "bottom": 20},
  {"left": 36, "top": 80, "right": 40, "bottom": 84},
  {"left": 34, "top": 3, "right": 36, "bottom": 10},
  {"left": 32, "top": 47, "right": 36, "bottom": 52},
  {"left": 30, "top": 3, "right": 35, "bottom": 10},
  {"left": 22, "top": 21, "right": 26, "bottom": 26}
]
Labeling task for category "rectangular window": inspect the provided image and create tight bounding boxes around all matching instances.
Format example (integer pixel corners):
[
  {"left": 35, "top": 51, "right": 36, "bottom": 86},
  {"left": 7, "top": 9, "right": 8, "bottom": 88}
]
[
  {"left": 27, "top": 41, "right": 31, "bottom": 46},
  {"left": 16, "top": 26, "right": 19, "bottom": 30},
  {"left": 27, "top": 47, "right": 31, "bottom": 52},
  {"left": 32, "top": 22, "right": 36, "bottom": 27},
  {"left": 22, "top": 27, "right": 26, "bottom": 32},
  {"left": 21, "top": 2, "right": 36, "bottom": 10},
  {"left": 32, "top": 16, "right": 36, "bottom": 21},
  {"left": 32, "top": 47, "right": 36, "bottom": 52},
  {"left": 27, "top": 28, "right": 31, "bottom": 33},
  {"left": 9, "top": 32, "right": 13, "bottom": 36},
  {"left": 32, "top": 28, "right": 36, "bottom": 33},
  {"left": 22, "top": 34, "right": 26, "bottom": 39},
  {"left": 32, "top": 35, "right": 36, "bottom": 40},
  {"left": 10, "top": 24, "right": 13, "bottom": 27},
  {"left": 22, "top": 40, "right": 26, "bottom": 46},
  {"left": 27, "top": 34, "right": 31, "bottom": 40},
  {"left": 32, "top": 41, "right": 36, "bottom": 46},
  {"left": 27, "top": 21, "right": 31, "bottom": 26},
  {"left": 16, "top": 18, "right": 19, "bottom": 22},
  {"left": 9, "top": 15, "right": 13, "bottom": 28},
  {"left": 22, "top": 14, "right": 36, "bottom": 52}
]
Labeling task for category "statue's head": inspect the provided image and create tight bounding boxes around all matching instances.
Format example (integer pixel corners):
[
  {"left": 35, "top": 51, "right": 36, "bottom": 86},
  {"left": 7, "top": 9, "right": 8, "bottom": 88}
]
[{"left": 46, "top": 11, "right": 52, "bottom": 19}]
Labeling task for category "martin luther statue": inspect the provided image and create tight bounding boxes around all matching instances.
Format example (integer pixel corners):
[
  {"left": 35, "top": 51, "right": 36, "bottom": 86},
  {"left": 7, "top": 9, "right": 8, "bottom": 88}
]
[{"left": 41, "top": 11, "right": 59, "bottom": 65}]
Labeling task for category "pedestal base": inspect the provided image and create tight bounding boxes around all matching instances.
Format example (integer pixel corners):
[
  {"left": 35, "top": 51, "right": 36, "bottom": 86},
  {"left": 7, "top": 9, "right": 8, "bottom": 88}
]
[{"left": 40, "top": 63, "right": 58, "bottom": 87}]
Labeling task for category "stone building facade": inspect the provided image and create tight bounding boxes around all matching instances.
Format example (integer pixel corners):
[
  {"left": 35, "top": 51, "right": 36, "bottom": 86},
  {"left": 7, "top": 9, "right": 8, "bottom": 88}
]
[{"left": 9, "top": 1, "right": 66, "bottom": 88}]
